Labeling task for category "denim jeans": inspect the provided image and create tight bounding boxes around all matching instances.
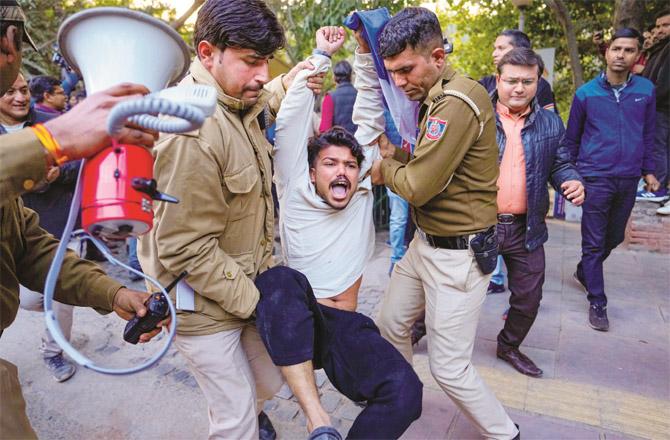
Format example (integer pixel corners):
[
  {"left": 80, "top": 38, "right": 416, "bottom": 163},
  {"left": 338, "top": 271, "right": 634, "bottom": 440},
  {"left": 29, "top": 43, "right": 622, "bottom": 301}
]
[
  {"left": 490, "top": 255, "right": 506, "bottom": 285},
  {"left": 577, "top": 177, "right": 638, "bottom": 307},
  {"left": 127, "top": 237, "right": 140, "bottom": 267},
  {"left": 255, "top": 266, "right": 422, "bottom": 439},
  {"left": 387, "top": 189, "right": 409, "bottom": 264}
]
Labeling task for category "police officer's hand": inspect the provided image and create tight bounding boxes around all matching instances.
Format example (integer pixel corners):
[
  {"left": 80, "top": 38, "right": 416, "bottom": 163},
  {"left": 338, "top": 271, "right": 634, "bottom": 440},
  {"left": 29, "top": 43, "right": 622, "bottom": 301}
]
[
  {"left": 376, "top": 133, "right": 396, "bottom": 159},
  {"left": 112, "top": 288, "right": 170, "bottom": 343},
  {"left": 282, "top": 61, "right": 326, "bottom": 95},
  {"left": 643, "top": 173, "right": 661, "bottom": 192},
  {"left": 316, "top": 26, "right": 345, "bottom": 56},
  {"left": 351, "top": 29, "right": 371, "bottom": 54},
  {"left": 371, "top": 159, "right": 384, "bottom": 185},
  {"left": 561, "top": 180, "right": 585, "bottom": 206},
  {"left": 43, "top": 83, "right": 159, "bottom": 162}
]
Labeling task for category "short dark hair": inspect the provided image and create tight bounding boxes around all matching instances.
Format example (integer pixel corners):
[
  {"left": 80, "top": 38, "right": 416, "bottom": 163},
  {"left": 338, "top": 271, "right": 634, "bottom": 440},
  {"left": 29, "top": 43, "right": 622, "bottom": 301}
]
[
  {"left": 29, "top": 75, "right": 60, "bottom": 103},
  {"left": 193, "top": 0, "right": 285, "bottom": 58},
  {"left": 498, "top": 29, "right": 532, "bottom": 49},
  {"left": 307, "top": 126, "right": 364, "bottom": 168},
  {"left": 656, "top": 8, "right": 670, "bottom": 21},
  {"left": 610, "top": 27, "right": 643, "bottom": 48},
  {"left": 333, "top": 60, "right": 352, "bottom": 83},
  {"left": 378, "top": 7, "right": 443, "bottom": 59},
  {"left": 497, "top": 48, "right": 545, "bottom": 78}
]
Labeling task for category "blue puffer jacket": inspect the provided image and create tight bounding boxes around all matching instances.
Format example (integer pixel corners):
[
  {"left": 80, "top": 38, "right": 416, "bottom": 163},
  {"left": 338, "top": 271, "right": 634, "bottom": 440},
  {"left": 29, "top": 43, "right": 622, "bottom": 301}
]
[
  {"left": 562, "top": 72, "right": 656, "bottom": 177},
  {"left": 494, "top": 96, "right": 582, "bottom": 252}
]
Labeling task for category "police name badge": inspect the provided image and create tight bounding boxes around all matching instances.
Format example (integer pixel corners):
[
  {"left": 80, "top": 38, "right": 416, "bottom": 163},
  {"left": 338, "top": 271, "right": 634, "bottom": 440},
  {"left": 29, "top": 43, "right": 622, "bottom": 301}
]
[{"left": 426, "top": 116, "right": 447, "bottom": 141}]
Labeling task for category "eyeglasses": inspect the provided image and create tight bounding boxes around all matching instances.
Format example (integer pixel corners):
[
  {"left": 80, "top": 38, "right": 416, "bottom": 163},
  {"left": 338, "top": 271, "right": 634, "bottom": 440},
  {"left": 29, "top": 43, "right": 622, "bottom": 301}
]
[{"left": 500, "top": 78, "right": 537, "bottom": 87}]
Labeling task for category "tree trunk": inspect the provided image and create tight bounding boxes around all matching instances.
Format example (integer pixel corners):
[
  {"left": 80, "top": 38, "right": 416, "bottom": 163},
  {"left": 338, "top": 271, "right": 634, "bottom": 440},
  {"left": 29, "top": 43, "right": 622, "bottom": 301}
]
[
  {"left": 170, "top": 0, "right": 206, "bottom": 31},
  {"left": 544, "top": 0, "right": 584, "bottom": 90},
  {"left": 613, "top": 0, "right": 643, "bottom": 31}
]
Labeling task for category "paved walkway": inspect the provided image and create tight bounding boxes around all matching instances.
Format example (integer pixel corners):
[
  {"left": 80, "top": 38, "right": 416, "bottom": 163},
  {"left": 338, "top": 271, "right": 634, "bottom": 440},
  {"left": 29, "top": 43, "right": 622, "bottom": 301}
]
[{"left": 1, "top": 219, "right": 668, "bottom": 439}]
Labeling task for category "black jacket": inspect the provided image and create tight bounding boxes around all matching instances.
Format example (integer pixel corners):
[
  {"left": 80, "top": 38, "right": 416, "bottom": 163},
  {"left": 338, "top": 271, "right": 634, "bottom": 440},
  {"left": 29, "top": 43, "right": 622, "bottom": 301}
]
[
  {"left": 493, "top": 95, "right": 582, "bottom": 251},
  {"left": 642, "top": 36, "right": 670, "bottom": 116}
]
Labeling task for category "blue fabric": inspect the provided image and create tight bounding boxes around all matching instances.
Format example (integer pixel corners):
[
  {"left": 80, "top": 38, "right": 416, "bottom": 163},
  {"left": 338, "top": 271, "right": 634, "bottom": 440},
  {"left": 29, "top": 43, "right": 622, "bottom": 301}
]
[
  {"left": 387, "top": 189, "right": 408, "bottom": 264},
  {"left": 576, "top": 177, "right": 638, "bottom": 307},
  {"left": 563, "top": 72, "right": 657, "bottom": 178},
  {"left": 255, "top": 266, "right": 423, "bottom": 439},
  {"left": 490, "top": 255, "right": 506, "bottom": 285},
  {"left": 493, "top": 97, "right": 582, "bottom": 252},
  {"left": 383, "top": 107, "right": 402, "bottom": 146},
  {"left": 344, "top": 8, "right": 419, "bottom": 148},
  {"left": 343, "top": 9, "right": 391, "bottom": 81},
  {"left": 127, "top": 237, "right": 139, "bottom": 267}
]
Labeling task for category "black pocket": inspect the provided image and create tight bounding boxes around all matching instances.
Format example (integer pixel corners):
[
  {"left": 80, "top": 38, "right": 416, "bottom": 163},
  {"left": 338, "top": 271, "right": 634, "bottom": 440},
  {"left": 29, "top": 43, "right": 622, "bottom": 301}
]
[{"left": 470, "top": 226, "right": 498, "bottom": 275}]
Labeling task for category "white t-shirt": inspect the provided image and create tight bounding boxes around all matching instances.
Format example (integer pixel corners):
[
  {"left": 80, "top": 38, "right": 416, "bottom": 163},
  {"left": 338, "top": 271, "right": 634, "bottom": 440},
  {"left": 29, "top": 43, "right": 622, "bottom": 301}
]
[{"left": 273, "top": 55, "right": 379, "bottom": 299}]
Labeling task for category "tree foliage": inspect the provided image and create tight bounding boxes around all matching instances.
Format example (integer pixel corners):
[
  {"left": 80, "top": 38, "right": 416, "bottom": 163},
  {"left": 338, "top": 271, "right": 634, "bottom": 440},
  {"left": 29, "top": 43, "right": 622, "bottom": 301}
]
[
  {"left": 19, "top": 0, "right": 177, "bottom": 77},
  {"left": 266, "top": 0, "right": 408, "bottom": 65},
  {"left": 439, "top": 0, "right": 666, "bottom": 120}
]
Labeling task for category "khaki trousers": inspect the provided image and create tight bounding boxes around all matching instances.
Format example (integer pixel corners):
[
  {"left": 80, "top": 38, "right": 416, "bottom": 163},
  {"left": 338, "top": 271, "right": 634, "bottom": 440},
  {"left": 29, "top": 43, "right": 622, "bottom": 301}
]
[
  {"left": 377, "top": 234, "right": 518, "bottom": 439},
  {"left": 174, "top": 324, "right": 283, "bottom": 440},
  {"left": 0, "top": 358, "right": 38, "bottom": 439}
]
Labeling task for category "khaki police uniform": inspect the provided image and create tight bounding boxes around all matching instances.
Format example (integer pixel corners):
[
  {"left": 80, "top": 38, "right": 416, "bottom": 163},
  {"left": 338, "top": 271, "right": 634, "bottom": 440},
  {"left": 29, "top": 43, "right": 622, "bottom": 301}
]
[
  {"left": 376, "top": 67, "right": 518, "bottom": 439},
  {"left": 138, "top": 58, "right": 285, "bottom": 439},
  {"left": 1, "top": 130, "right": 124, "bottom": 439}
]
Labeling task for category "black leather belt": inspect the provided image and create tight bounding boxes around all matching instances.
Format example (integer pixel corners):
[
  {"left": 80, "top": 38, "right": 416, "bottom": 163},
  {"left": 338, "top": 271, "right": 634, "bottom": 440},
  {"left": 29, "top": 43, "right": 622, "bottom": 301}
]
[
  {"left": 422, "top": 232, "right": 470, "bottom": 250},
  {"left": 497, "top": 213, "right": 526, "bottom": 225}
]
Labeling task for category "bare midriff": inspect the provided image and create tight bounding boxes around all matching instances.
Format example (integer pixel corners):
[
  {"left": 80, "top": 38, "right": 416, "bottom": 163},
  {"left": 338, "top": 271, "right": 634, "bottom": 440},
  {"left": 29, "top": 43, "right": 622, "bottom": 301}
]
[{"left": 316, "top": 276, "right": 362, "bottom": 312}]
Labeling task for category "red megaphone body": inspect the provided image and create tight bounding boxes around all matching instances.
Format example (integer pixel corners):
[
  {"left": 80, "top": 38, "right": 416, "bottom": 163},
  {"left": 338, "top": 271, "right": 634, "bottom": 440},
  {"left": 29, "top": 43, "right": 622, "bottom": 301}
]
[{"left": 81, "top": 141, "right": 177, "bottom": 236}]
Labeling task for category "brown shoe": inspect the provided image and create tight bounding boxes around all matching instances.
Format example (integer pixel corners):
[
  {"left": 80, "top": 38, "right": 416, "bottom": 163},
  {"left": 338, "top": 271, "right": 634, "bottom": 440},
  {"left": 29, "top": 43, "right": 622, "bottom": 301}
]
[{"left": 497, "top": 346, "right": 543, "bottom": 377}]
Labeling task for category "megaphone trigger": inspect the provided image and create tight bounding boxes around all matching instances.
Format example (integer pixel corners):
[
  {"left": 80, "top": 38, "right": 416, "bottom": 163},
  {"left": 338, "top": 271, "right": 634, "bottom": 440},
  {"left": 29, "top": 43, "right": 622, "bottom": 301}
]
[{"left": 131, "top": 177, "right": 179, "bottom": 204}]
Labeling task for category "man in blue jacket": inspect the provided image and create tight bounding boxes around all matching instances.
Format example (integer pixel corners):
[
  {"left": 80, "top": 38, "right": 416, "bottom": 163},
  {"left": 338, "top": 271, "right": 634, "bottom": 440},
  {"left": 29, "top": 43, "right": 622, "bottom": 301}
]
[
  {"left": 492, "top": 48, "right": 583, "bottom": 377},
  {"left": 564, "top": 28, "right": 659, "bottom": 331}
]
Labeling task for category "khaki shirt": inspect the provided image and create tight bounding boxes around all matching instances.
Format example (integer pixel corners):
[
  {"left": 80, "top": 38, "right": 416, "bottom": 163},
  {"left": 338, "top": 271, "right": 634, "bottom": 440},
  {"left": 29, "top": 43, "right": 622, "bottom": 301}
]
[
  {"left": 381, "top": 66, "right": 499, "bottom": 236},
  {"left": 138, "top": 59, "right": 285, "bottom": 336},
  {"left": 0, "top": 130, "right": 122, "bottom": 331}
]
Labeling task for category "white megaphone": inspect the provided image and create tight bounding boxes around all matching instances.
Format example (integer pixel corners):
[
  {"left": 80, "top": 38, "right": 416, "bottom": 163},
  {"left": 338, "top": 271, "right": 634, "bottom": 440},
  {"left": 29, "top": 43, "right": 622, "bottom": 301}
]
[
  {"left": 44, "top": 7, "right": 215, "bottom": 376},
  {"left": 58, "top": 7, "right": 191, "bottom": 94}
]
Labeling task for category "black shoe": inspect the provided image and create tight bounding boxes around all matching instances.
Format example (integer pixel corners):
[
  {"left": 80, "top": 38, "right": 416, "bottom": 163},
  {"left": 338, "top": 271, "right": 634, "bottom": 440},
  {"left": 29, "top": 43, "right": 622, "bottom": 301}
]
[
  {"left": 258, "top": 411, "right": 276, "bottom": 440},
  {"left": 512, "top": 423, "right": 520, "bottom": 440},
  {"left": 589, "top": 305, "right": 609, "bottom": 331},
  {"left": 487, "top": 281, "right": 505, "bottom": 294},
  {"left": 497, "top": 346, "right": 543, "bottom": 377}
]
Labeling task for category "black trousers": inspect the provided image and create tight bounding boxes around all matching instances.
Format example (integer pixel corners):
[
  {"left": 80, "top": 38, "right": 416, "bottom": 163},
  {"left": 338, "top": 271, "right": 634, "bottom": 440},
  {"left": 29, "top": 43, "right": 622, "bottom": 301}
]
[
  {"left": 255, "top": 266, "right": 422, "bottom": 439},
  {"left": 496, "top": 219, "right": 545, "bottom": 350}
]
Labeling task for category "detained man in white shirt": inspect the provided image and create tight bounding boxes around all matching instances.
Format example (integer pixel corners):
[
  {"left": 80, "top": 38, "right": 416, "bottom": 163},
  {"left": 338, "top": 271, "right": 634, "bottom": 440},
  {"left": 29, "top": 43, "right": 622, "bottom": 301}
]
[{"left": 254, "top": 27, "right": 422, "bottom": 440}]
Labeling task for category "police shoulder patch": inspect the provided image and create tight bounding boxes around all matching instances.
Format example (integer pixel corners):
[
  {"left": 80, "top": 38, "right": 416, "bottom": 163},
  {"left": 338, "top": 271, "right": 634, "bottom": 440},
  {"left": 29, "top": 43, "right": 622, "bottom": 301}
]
[{"left": 425, "top": 116, "right": 447, "bottom": 141}]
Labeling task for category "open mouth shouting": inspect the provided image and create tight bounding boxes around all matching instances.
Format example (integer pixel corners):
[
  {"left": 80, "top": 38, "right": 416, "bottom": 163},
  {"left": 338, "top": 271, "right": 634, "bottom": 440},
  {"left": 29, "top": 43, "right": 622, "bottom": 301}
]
[{"left": 330, "top": 177, "right": 351, "bottom": 202}]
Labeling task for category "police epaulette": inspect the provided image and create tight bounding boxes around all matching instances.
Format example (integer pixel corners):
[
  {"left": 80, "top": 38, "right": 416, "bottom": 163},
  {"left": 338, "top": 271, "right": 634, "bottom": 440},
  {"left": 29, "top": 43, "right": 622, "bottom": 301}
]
[{"left": 430, "top": 89, "right": 484, "bottom": 140}]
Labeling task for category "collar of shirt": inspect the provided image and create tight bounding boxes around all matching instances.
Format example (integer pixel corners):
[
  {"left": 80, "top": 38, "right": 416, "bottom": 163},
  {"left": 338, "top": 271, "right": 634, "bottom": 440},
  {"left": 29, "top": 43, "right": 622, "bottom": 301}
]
[
  {"left": 495, "top": 101, "right": 532, "bottom": 121},
  {"left": 189, "top": 57, "right": 273, "bottom": 113},
  {"left": 600, "top": 70, "right": 632, "bottom": 100},
  {"left": 423, "top": 65, "right": 457, "bottom": 107}
]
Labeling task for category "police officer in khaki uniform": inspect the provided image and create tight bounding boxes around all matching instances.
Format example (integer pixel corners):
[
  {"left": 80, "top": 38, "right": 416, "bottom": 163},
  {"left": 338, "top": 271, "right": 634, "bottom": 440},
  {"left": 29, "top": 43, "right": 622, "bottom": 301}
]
[
  {"left": 1, "top": 2, "right": 164, "bottom": 438},
  {"left": 367, "top": 8, "right": 519, "bottom": 439}
]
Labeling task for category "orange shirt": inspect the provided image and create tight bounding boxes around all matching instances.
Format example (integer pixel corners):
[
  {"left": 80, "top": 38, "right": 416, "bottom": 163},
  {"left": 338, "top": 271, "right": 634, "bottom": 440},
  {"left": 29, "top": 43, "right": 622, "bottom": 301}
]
[{"left": 496, "top": 101, "right": 530, "bottom": 214}]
